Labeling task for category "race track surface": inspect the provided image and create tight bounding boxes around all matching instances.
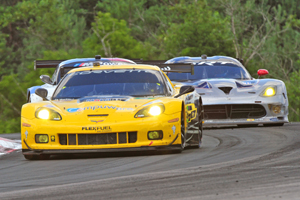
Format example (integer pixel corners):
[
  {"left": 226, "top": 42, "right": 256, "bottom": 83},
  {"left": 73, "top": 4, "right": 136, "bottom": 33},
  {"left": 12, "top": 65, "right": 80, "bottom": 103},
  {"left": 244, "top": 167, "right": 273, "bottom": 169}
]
[{"left": 1, "top": 123, "right": 300, "bottom": 200}]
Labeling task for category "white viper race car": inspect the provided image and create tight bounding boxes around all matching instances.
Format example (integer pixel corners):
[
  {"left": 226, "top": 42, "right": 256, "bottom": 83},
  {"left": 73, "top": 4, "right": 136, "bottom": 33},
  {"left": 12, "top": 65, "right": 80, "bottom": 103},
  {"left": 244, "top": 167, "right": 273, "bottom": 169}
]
[{"left": 163, "top": 55, "right": 289, "bottom": 127}]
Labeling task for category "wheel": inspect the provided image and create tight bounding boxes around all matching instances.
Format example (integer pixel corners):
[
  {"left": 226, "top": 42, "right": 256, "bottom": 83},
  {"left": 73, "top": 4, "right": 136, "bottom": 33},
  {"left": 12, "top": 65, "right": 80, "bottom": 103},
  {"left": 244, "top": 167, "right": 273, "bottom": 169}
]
[
  {"left": 189, "top": 106, "right": 203, "bottom": 149},
  {"left": 24, "top": 154, "right": 50, "bottom": 160},
  {"left": 180, "top": 111, "right": 186, "bottom": 150},
  {"left": 172, "top": 112, "right": 185, "bottom": 153},
  {"left": 263, "top": 123, "right": 284, "bottom": 127}
]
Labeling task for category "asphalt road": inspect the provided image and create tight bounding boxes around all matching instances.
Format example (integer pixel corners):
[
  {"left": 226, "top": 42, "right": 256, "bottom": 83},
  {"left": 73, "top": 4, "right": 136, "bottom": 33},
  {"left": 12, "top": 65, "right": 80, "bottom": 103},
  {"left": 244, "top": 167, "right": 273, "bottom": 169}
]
[{"left": 0, "top": 123, "right": 300, "bottom": 200}]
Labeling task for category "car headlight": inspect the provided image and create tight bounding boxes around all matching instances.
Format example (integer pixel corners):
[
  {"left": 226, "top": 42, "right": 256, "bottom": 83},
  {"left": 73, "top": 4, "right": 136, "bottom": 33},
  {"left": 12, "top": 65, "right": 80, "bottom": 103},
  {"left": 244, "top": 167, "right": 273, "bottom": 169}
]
[
  {"left": 134, "top": 104, "right": 165, "bottom": 118},
  {"left": 260, "top": 86, "right": 276, "bottom": 97},
  {"left": 35, "top": 108, "right": 62, "bottom": 121}
]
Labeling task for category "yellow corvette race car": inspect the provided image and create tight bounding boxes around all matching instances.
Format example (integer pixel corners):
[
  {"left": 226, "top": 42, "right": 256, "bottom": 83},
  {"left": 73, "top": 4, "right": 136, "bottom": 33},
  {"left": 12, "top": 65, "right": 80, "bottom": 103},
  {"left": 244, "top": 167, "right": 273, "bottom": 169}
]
[{"left": 21, "top": 61, "right": 203, "bottom": 160}]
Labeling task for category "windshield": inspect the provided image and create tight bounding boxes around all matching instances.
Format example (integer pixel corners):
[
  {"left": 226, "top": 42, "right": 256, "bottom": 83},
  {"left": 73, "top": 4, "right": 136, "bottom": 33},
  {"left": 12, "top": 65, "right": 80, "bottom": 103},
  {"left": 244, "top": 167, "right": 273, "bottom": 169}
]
[
  {"left": 52, "top": 69, "right": 167, "bottom": 99},
  {"left": 167, "top": 63, "right": 251, "bottom": 81}
]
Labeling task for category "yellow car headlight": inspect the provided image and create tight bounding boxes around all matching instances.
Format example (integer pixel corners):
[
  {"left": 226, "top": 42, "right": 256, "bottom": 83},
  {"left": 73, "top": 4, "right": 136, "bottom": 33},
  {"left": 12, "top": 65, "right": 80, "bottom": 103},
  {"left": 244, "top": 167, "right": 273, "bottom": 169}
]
[
  {"left": 35, "top": 134, "right": 49, "bottom": 143},
  {"left": 35, "top": 108, "right": 62, "bottom": 121},
  {"left": 134, "top": 104, "right": 165, "bottom": 118},
  {"left": 261, "top": 86, "right": 276, "bottom": 97}
]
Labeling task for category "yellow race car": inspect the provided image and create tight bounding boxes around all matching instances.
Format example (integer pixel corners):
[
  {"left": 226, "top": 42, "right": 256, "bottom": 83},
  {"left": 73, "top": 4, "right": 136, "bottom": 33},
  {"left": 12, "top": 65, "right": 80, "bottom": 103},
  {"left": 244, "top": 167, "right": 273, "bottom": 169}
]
[{"left": 21, "top": 61, "right": 203, "bottom": 160}]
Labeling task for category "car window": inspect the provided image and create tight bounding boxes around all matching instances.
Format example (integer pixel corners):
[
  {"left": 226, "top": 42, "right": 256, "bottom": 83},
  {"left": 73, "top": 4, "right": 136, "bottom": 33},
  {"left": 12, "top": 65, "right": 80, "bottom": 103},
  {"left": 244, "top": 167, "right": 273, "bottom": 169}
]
[
  {"left": 53, "top": 69, "right": 167, "bottom": 99},
  {"left": 167, "top": 63, "right": 251, "bottom": 81},
  {"left": 51, "top": 66, "right": 59, "bottom": 84}
]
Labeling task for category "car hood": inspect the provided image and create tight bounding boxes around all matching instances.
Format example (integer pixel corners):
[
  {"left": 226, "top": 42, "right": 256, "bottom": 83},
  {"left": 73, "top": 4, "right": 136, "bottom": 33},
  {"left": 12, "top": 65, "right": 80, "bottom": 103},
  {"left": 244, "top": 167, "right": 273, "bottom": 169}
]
[
  {"left": 34, "top": 96, "right": 170, "bottom": 123},
  {"left": 172, "top": 78, "right": 285, "bottom": 105}
]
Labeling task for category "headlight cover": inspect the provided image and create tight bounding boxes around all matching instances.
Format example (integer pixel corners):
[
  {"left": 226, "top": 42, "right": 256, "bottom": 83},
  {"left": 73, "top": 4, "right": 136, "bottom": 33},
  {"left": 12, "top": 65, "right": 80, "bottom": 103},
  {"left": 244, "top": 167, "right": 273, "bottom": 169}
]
[
  {"left": 260, "top": 86, "right": 277, "bottom": 97},
  {"left": 134, "top": 104, "right": 165, "bottom": 118},
  {"left": 35, "top": 107, "right": 62, "bottom": 121}
]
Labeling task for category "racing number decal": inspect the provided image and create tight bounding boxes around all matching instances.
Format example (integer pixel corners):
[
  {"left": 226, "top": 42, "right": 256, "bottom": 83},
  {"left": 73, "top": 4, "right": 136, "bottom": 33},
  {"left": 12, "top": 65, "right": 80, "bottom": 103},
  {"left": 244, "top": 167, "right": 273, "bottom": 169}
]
[{"left": 186, "top": 104, "right": 197, "bottom": 123}]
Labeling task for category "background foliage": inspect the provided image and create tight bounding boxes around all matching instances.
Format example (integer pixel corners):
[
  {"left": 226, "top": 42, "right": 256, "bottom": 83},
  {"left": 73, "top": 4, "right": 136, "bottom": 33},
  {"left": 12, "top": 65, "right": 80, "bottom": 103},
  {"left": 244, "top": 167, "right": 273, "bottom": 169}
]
[{"left": 0, "top": 0, "right": 299, "bottom": 133}]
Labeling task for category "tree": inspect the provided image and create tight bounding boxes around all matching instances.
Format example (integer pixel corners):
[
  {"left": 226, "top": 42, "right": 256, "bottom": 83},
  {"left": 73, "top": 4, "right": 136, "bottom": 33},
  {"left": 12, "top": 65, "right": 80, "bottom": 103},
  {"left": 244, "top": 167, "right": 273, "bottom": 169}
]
[
  {"left": 163, "top": 1, "right": 235, "bottom": 57},
  {"left": 83, "top": 12, "right": 146, "bottom": 58}
]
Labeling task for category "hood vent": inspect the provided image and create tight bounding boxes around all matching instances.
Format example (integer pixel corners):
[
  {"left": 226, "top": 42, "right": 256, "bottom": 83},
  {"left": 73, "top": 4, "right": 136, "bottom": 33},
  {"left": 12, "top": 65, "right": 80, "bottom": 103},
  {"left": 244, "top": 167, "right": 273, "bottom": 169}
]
[
  {"left": 87, "top": 114, "right": 109, "bottom": 117},
  {"left": 218, "top": 87, "right": 232, "bottom": 95}
]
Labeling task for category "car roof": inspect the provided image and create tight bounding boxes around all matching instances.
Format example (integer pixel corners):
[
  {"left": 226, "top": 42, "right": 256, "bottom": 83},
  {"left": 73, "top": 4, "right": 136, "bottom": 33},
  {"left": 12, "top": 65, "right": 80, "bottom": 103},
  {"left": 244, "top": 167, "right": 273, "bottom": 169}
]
[
  {"left": 166, "top": 56, "right": 244, "bottom": 67},
  {"left": 58, "top": 58, "right": 136, "bottom": 68},
  {"left": 66, "top": 64, "right": 162, "bottom": 74}
]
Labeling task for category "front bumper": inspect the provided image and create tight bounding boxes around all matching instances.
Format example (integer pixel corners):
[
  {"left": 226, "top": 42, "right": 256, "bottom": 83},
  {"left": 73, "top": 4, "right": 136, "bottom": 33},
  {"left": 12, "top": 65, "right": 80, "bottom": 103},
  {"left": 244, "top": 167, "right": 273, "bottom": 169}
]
[
  {"left": 22, "top": 144, "right": 181, "bottom": 155},
  {"left": 202, "top": 102, "right": 289, "bottom": 126},
  {"left": 21, "top": 113, "right": 182, "bottom": 153},
  {"left": 203, "top": 115, "right": 289, "bottom": 126}
]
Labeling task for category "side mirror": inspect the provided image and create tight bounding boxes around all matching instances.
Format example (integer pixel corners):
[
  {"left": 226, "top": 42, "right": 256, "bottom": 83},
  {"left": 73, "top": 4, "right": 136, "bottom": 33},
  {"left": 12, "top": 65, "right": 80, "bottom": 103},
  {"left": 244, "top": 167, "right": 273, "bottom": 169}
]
[
  {"left": 257, "top": 69, "right": 269, "bottom": 77},
  {"left": 40, "top": 75, "right": 52, "bottom": 84},
  {"left": 175, "top": 85, "right": 195, "bottom": 98},
  {"left": 35, "top": 88, "right": 48, "bottom": 101}
]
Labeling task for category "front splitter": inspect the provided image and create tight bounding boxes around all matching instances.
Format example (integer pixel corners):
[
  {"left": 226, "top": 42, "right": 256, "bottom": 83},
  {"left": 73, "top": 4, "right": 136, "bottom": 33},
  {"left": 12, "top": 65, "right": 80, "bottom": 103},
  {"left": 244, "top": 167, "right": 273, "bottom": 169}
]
[{"left": 22, "top": 144, "right": 182, "bottom": 155}]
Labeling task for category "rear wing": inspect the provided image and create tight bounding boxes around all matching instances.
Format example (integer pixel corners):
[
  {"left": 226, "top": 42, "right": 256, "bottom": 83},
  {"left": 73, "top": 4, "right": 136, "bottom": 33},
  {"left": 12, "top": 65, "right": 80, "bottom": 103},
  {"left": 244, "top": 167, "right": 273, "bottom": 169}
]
[
  {"left": 131, "top": 59, "right": 194, "bottom": 75},
  {"left": 34, "top": 60, "right": 65, "bottom": 70}
]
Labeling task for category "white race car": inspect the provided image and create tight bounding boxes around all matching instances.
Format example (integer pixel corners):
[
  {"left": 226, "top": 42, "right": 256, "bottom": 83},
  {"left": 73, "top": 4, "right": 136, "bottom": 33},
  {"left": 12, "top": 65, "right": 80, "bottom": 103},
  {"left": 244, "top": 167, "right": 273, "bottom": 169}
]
[
  {"left": 164, "top": 55, "right": 289, "bottom": 127},
  {"left": 27, "top": 56, "right": 136, "bottom": 103}
]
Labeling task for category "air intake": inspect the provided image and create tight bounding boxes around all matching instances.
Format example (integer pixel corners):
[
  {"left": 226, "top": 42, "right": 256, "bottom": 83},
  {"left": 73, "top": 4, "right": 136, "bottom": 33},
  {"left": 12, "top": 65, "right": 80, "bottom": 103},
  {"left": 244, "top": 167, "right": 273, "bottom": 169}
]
[{"left": 218, "top": 87, "right": 232, "bottom": 95}]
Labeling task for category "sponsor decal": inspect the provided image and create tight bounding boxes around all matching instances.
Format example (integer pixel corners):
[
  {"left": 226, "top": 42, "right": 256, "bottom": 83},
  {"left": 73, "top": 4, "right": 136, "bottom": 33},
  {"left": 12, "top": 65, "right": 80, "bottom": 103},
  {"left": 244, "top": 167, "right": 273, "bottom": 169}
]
[
  {"left": 73, "top": 62, "right": 126, "bottom": 67},
  {"left": 82, "top": 126, "right": 112, "bottom": 132},
  {"left": 247, "top": 119, "right": 255, "bottom": 121},
  {"left": 79, "top": 97, "right": 128, "bottom": 103},
  {"left": 22, "top": 123, "right": 31, "bottom": 127},
  {"left": 67, "top": 105, "right": 134, "bottom": 113},
  {"left": 66, "top": 108, "right": 83, "bottom": 113},
  {"left": 161, "top": 66, "right": 171, "bottom": 71},
  {"left": 51, "top": 135, "right": 55, "bottom": 142},
  {"left": 197, "top": 82, "right": 211, "bottom": 89},
  {"left": 172, "top": 125, "right": 176, "bottom": 135},
  {"left": 90, "top": 120, "right": 104, "bottom": 123},
  {"left": 25, "top": 130, "right": 28, "bottom": 139},
  {"left": 270, "top": 118, "right": 279, "bottom": 122},
  {"left": 168, "top": 118, "right": 179, "bottom": 123}
]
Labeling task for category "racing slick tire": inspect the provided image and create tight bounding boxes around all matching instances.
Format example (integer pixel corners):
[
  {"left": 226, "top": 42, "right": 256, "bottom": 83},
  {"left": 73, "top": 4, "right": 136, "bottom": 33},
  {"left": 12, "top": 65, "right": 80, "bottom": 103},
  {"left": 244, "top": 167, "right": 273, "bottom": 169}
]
[
  {"left": 172, "top": 111, "right": 185, "bottom": 153},
  {"left": 24, "top": 154, "right": 50, "bottom": 160},
  {"left": 189, "top": 105, "right": 203, "bottom": 149}
]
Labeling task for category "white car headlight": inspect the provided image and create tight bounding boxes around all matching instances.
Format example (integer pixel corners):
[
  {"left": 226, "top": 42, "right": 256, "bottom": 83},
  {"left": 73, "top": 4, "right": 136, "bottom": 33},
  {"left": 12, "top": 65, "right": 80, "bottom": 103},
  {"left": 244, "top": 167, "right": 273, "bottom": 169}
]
[
  {"left": 148, "top": 106, "right": 162, "bottom": 116},
  {"left": 260, "top": 86, "right": 276, "bottom": 97},
  {"left": 134, "top": 104, "right": 165, "bottom": 118},
  {"left": 35, "top": 108, "right": 62, "bottom": 121}
]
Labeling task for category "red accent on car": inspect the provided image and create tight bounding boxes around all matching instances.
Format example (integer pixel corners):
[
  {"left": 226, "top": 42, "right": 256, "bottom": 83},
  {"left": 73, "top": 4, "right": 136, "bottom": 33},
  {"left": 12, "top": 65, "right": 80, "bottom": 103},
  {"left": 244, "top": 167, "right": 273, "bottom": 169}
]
[{"left": 257, "top": 69, "right": 269, "bottom": 76}]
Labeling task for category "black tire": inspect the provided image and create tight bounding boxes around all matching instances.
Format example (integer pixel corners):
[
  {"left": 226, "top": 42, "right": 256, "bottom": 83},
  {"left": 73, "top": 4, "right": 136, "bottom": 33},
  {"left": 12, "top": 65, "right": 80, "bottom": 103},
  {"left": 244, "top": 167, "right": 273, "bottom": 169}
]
[
  {"left": 172, "top": 111, "right": 185, "bottom": 153},
  {"left": 189, "top": 106, "right": 203, "bottom": 149},
  {"left": 24, "top": 154, "right": 50, "bottom": 160},
  {"left": 263, "top": 123, "right": 284, "bottom": 127}
]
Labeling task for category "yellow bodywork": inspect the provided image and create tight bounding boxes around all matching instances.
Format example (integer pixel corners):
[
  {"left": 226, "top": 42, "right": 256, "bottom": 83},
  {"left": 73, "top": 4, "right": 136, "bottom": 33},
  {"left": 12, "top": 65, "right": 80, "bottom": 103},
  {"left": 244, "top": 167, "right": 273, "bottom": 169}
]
[{"left": 21, "top": 64, "right": 193, "bottom": 154}]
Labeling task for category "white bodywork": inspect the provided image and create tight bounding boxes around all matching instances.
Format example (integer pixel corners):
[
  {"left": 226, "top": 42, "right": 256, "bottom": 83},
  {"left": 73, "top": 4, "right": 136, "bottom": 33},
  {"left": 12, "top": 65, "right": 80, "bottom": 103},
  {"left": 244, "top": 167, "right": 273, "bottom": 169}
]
[{"left": 29, "top": 84, "right": 56, "bottom": 102}]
